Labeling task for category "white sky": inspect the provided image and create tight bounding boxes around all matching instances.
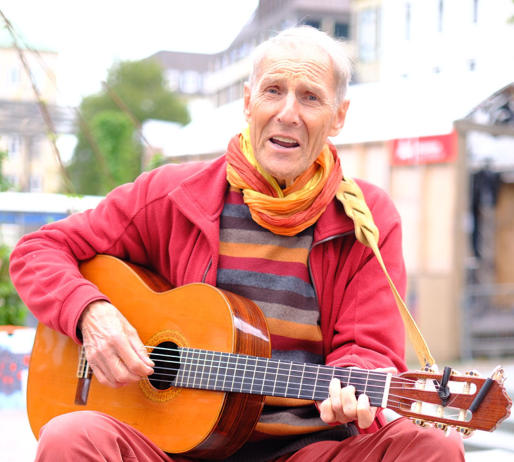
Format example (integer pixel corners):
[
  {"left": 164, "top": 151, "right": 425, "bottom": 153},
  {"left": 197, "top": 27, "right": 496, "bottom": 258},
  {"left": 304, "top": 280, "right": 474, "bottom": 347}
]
[{"left": 1, "top": 0, "right": 258, "bottom": 105}]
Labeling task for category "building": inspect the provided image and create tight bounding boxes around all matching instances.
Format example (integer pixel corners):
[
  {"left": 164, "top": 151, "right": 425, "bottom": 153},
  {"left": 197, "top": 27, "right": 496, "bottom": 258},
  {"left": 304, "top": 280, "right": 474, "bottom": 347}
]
[
  {"left": 0, "top": 27, "right": 73, "bottom": 193},
  {"left": 142, "top": 0, "right": 514, "bottom": 362},
  {"left": 149, "top": 0, "right": 351, "bottom": 111}
]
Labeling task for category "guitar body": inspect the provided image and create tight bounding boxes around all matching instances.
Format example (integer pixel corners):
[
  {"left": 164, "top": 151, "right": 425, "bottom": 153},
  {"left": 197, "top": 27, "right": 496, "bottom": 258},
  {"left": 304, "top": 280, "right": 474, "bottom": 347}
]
[{"left": 27, "top": 255, "right": 271, "bottom": 459}]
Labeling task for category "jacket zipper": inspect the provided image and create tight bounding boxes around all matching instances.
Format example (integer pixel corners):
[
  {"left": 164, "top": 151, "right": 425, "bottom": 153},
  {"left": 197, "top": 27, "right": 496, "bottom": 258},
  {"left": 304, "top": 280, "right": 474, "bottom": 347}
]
[
  {"left": 202, "top": 257, "right": 213, "bottom": 283},
  {"left": 307, "top": 230, "right": 354, "bottom": 302}
]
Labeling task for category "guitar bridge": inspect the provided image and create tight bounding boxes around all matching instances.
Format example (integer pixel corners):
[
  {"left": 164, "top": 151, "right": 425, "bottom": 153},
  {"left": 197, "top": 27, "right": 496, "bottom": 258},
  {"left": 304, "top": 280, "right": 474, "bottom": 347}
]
[{"left": 75, "top": 346, "right": 93, "bottom": 405}]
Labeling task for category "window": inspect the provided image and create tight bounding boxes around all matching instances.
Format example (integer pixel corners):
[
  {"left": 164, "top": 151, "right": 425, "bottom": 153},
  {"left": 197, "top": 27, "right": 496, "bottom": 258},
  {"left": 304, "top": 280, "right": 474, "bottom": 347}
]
[
  {"left": 472, "top": 0, "right": 479, "bottom": 23},
  {"left": 437, "top": 0, "right": 444, "bottom": 32},
  {"left": 358, "top": 8, "right": 380, "bottom": 62},
  {"left": 302, "top": 19, "right": 320, "bottom": 30},
  {"left": 180, "top": 71, "right": 202, "bottom": 94},
  {"left": 8, "top": 135, "right": 21, "bottom": 160},
  {"left": 334, "top": 22, "right": 349, "bottom": 39},
  {"left": 405, "top": 2, "right": 411, "bottom": 40},
  {"left": 29, "top": 175, "right": 42, "bottom": 192},
  {"left": 9, "top": 66, "right": 21, "bottom": 86}
]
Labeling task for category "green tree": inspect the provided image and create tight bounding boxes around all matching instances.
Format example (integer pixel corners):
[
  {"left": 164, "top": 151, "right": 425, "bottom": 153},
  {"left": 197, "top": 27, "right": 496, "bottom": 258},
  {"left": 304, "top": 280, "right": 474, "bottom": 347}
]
[
  {"left": 0, "top": 244, "right": 27, "bottom": 325},
  {"left": 0, "top": 150, "right": 11, "bottom": 191},
  {"left": 0, "top": 152, "right": 27, "bottom": 324},
  {"left": 68, "top": 59, "right": 190, "bottom": 195}
]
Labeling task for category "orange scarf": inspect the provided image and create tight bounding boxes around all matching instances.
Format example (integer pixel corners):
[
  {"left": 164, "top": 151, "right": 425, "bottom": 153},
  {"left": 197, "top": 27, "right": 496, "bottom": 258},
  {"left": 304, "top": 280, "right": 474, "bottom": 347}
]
[{"left": 226, "top": 127, "right": 343, "bottom": 236}]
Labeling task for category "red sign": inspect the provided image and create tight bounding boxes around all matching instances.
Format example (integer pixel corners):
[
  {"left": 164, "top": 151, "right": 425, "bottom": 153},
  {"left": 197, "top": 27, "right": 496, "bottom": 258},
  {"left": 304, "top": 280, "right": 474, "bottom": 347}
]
[{"left": 390, "top": 132, "right": 456, "bottom": 165}]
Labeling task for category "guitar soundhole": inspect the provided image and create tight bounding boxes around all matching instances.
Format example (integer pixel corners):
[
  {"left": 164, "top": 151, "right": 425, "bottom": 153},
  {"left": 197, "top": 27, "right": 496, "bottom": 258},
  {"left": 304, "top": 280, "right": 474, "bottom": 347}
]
[{"left": 148, "top": 341, "right": 180, "bottom": 390}]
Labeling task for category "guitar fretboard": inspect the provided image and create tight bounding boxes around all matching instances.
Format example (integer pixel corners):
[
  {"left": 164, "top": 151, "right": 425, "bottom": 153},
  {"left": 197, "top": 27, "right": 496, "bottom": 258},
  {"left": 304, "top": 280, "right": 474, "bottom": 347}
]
[{"left": 169, "top": 347, "right": 391, "bottom": 407}]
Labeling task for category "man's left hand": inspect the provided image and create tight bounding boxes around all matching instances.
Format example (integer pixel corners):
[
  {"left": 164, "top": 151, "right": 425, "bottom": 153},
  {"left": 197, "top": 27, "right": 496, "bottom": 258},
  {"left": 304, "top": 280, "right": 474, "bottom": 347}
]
[{"left": 318, "top": 367, "right": 396, "bottom": 429}]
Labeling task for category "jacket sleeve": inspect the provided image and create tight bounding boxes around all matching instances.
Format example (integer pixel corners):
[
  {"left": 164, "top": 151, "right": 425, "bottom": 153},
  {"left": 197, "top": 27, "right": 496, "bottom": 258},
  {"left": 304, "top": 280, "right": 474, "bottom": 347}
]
[
  {"left": 9, "top": 170, "right": 158, "bottom": 343},
  {"left": 321, "top": 186, "right": 408, "bottom": 374}
]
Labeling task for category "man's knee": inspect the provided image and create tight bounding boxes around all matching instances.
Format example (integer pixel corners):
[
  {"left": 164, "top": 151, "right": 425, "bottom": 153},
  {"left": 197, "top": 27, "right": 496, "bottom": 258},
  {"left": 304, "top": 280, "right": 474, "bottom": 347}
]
[
  {"left": 37, "top": 411, "right": 115, "bottom": 460},
  {"left": 396, "top": 419, "right": 464, "bottom": 460}
]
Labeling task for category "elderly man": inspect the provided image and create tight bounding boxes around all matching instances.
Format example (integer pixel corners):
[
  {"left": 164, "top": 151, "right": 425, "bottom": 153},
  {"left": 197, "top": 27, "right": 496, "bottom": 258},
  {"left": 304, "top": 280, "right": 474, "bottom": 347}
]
[{"left": 10, "top": 26, "right": 464, "bottom": 461}]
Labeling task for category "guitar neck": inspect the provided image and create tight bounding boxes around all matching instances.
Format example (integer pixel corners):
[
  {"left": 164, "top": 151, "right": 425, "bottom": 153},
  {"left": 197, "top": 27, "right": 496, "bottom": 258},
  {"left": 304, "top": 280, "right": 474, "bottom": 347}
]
[{"left": 170, "top": 347, "right": 391, "bottom": 408}]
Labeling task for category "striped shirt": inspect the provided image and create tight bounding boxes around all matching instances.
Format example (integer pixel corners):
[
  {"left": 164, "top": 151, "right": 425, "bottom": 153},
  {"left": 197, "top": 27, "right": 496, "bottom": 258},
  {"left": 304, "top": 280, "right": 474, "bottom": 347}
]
[{"left": 217, "top": 188, "right": 330, "bottom": 439}]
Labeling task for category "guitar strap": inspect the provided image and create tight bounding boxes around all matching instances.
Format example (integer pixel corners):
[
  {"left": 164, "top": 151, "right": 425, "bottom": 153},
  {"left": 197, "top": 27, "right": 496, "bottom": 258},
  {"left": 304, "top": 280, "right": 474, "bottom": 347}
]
[{"left": 336, "top": 176, "right": 436, "bottom": 369}]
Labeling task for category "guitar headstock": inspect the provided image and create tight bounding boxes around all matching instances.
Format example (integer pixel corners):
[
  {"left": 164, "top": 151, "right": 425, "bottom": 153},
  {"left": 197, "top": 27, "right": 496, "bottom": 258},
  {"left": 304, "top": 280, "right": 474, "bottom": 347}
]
[{"left": 386, "top": 366, "right": 512, "bottom": 435}]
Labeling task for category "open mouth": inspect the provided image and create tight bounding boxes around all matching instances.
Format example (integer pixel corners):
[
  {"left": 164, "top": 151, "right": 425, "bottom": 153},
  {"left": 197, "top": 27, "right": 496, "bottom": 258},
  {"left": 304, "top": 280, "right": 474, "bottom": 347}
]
[{"left": 270, "top": 136, "right": 300, "bottom": 149}]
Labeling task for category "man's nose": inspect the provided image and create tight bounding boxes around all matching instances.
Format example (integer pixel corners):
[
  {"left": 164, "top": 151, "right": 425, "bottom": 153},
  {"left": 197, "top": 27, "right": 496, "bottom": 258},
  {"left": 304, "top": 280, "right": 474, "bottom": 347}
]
[{"left": 276, "top": 92, "right": 300, "bottom": 125}]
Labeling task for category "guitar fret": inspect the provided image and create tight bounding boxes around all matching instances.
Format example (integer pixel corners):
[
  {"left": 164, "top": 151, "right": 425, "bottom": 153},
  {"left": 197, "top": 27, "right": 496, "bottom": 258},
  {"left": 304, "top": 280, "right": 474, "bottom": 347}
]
[
  {"left": 205, "top": 350, "right": 215, "bottom": 390},
  {"left": 230, "top": 354, "right": 238, "bottom": 392},
  {"left": 271, "top": 360, "right": 280, "bottom": 396},
  {"left": 176, "top": 348, "right": 187, "bottom": 387},
  {"left": 239, "top": 355, "right": 246, "bottom": 392},
  {"left": 284, "top": 362, "right": 293, "bottom": 396},
  {"left": 311, "top": 365, "right": 320, "bottom": 400},
  {"left": 260, "top": 358, "right": 270, "bottom": 395},
  {"left": 198, "top": 350, "right": 207, "bottom": 389},
  {"left": 288, "top": 363, "right": 302, "bottom": 398},
  {"left": 249, "top": 357, "right": 258, "bottom": 393},
  {"left": 193, "top": 349, "right": 202, "bottom": 388},
  {"left": 298, "top": 363, "right": 306, "bottom": 399},
  {"left": 213, "top": 352, "right": 224, "bottom": 392}
]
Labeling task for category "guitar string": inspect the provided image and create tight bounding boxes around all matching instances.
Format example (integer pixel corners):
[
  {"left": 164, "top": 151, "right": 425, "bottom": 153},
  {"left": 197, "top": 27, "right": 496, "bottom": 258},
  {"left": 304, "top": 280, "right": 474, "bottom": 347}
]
[
  {"left": 147, "top": 362, "right": 416, "bottom": 393},
  {"left": 144, "top": 349, "right": 469, "bottom": 409},
  {"left": 83, "top": 348, "right": 467, "bottom": 417},
  {"left": 145, "top": 345, "right": 419, "bottom": 385},
  {"left": 142, "top": 372, "right": 468, "bottom": 421},
  {"left": 81, "top": 347, "right": 468, "bottom": 422},
  {"left": 147, "top": 367, "right": 436, "bottom": 404},
  {"left": 146, "top": 358, "right": 413, "bottom": 391},
  {"left": 142, "top": 346, "right": 420, "bottom": 387},
  {"left": 136, "top": 373, "right": 467, "bottom": 420}
]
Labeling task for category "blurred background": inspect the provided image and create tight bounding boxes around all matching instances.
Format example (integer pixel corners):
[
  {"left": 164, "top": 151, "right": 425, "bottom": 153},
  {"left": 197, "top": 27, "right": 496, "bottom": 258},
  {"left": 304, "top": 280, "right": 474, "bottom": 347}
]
[{"left": 0, "top": 0, "right": 513, "bottom": 460}]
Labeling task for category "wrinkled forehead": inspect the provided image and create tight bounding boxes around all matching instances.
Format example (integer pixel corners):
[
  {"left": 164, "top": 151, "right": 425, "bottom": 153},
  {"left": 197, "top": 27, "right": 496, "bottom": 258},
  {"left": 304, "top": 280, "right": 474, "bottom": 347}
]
[{"left": 253, "top": 42, "right": 336, "bottom": 90}]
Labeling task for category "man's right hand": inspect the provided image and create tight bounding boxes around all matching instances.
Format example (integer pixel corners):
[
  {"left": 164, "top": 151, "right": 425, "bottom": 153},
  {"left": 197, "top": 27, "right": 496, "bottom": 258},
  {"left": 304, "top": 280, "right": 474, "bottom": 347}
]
[{"left": 79, "top": 300, "right": 154, "bottom": 388}]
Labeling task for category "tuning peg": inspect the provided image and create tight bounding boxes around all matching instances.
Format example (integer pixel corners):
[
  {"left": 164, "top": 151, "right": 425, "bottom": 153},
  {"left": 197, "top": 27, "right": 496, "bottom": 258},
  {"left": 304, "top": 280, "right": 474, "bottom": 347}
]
[
  {"left": 465, "top": 369, "right": 480, "bottom": 377},
  {"left": 413, "top": 418, "right": 428, "bottom": 428},
  {"left": 434, "top": 422, "right": 448, "bottom": 432},
  {"left": 456, "top": 426, "right": 474, "bottom": 438}
]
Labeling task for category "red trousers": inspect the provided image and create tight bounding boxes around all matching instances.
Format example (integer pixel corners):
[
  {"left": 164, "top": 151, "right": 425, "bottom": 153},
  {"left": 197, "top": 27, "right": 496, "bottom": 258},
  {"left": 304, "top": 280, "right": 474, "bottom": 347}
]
[{"left": 35, "top": 411, "right": 464, "bottom": 461}]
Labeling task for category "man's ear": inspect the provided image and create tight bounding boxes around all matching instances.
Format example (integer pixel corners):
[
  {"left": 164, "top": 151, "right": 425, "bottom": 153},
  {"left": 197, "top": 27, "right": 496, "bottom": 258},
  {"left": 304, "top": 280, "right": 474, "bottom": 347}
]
[
  {"left": 243, "top": 83, "right": 252, "bottom": 122},
  {"left": 328, "top": 99, "right": 350, "bottom": 137}
]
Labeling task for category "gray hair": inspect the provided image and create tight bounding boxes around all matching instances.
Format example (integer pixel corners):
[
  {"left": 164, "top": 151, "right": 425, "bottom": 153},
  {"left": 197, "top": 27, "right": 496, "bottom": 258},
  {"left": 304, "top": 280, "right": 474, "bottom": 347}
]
[{"left": 248, "top": 26, "right": 352, "bottom": 104}]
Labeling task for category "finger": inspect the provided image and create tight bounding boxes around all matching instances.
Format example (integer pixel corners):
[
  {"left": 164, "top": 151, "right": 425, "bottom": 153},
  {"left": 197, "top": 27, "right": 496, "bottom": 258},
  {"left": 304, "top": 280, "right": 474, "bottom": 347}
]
[
  {"left": 356, "top": 393, "right": 376, "bottom": 429},
  {"left": 328, "top": 378, "right": 342, "bottom": 411},
  {"left": 339, "top": 385, "right": 357, "bottom": 423},
  {"left": 102, "top": 337, "right": 152, "bottom": 385},
  {"left": 127, "top": 330, "right": 155, "bottom": 369},
  {"left": 113, "top": 330, "right": 154, "bottom": 378},
  {"left": 318, "top": 398, "right": 337, "bottom": 424}
]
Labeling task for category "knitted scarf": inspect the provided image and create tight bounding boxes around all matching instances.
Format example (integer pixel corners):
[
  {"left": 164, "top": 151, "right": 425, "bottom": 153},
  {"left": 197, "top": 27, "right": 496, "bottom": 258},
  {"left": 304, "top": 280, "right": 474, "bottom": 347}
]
[{"left": 226, "top": 127, "right": 343, "bottom": 236}]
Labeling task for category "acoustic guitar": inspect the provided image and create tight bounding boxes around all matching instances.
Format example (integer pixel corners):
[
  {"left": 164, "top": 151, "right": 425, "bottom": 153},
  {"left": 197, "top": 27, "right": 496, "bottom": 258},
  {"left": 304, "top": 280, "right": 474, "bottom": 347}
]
[{"left": 27, "top": 255, "right": 512, "bottom": 459}]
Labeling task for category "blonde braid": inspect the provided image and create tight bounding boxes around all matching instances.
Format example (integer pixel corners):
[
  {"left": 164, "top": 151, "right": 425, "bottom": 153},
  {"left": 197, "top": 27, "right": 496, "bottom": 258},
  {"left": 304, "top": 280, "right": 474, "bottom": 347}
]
[
  {"left": 336, "top": 176, "right": 435, "bottom": 369},
  {"left": 336, "top": 176, "right": 380, "bottom": 249}
]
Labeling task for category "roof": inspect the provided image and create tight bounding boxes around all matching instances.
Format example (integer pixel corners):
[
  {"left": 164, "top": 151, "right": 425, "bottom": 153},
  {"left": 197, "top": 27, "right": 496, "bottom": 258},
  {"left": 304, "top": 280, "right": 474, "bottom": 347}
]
[
  {"left": 157, "top": 72, "right": 513, "bottom": 158},
  {"left": 0, "top": 192, "right": 102, "bottom": 214},
  {"left": 148, "top": 50, "right": 214, "bottom": 73}
]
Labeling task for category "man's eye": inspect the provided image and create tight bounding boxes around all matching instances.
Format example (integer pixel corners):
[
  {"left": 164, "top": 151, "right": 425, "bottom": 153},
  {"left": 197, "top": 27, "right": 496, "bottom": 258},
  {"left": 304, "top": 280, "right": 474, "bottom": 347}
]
[
  {"left": 306, "top": 94, "right": 318, "bottom": 102},
  {"left": 266, "top": 87, "right": 279, "bottom": 94}
]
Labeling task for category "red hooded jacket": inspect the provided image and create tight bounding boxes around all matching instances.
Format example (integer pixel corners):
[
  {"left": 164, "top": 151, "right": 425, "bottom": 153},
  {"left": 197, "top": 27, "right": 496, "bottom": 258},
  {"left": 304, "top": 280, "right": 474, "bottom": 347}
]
[{"left": 10, "top": 153, "right": 407, "bottom": 430}]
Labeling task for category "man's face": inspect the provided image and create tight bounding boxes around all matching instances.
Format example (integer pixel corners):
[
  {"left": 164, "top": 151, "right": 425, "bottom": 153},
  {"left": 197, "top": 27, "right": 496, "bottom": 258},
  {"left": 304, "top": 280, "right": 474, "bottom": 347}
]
[{"left": 244, "top": 44, "right": 349, "bottom": 187}]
